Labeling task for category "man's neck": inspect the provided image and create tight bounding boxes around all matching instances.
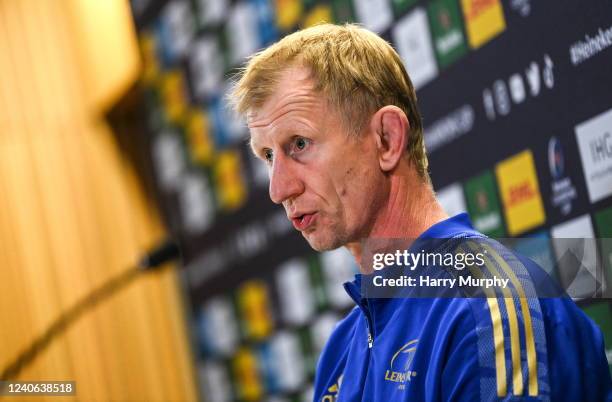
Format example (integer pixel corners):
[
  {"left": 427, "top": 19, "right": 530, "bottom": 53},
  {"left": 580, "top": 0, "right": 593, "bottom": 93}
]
[{"left": 346, "top": 166, "right": 448, "bottom": 272}]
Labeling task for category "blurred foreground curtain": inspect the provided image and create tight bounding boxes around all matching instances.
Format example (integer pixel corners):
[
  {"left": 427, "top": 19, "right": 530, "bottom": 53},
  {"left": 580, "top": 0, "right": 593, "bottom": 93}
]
[{"left": 0, "top": 0, "right": 198, "bottom": 400}]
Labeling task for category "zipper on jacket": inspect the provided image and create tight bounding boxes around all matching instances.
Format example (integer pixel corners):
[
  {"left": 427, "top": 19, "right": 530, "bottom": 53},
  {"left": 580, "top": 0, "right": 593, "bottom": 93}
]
[
  {"left": 360, "top": 300, "right": 375, "bottom": 349},
  {"left": 343, "top": 279, "right": 375, "bottom": 348}
]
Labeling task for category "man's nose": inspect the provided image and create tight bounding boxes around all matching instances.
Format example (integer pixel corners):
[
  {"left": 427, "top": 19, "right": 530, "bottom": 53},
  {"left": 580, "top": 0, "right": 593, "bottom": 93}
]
[{"left": 268, "top": 154, "right": 304, "bottom": 204}]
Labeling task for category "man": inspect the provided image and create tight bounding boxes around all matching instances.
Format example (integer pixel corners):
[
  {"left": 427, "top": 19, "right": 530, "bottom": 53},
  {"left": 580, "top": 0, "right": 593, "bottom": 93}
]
[{"left": 230, "top": 24, "right": 611, "bottom": 401}]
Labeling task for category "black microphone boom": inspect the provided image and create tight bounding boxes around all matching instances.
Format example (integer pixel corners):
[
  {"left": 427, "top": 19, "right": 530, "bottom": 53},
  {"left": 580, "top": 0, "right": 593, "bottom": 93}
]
[
  {"left": 139, "top": 238, "right": 181, "bottom": 269},
  {"left": 1, "top": 238, "right": 181, "bottom": 380}
]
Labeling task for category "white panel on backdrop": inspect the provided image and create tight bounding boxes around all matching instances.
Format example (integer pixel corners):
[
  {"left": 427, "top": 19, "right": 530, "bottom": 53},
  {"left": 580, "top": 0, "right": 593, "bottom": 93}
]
[
  {"left": 436, "top": 182, "right": 467, "bottom": 217},
  {"left": 576, "top": 108, "right": 612, "bottom": 203},
  {"left": 392, "top": 7, "right": 438, "bottom": 90}
]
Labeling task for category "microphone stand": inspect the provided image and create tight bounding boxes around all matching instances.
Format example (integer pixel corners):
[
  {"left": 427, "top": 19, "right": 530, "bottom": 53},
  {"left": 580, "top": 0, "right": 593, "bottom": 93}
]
[{"left": 0, "top": 239, "right": 180, "bottom": 381}]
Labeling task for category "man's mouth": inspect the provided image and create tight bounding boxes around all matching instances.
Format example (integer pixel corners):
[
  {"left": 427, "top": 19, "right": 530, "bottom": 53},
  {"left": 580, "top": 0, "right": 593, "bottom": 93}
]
[{"left": 291, "top": 212, "right": 317, "bottom": 231}]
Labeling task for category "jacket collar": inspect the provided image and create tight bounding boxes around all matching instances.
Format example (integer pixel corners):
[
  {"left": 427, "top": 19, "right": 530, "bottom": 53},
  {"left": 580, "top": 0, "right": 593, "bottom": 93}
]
[{"left": 344, "top": 213, "right": 478, "bottom": 304}]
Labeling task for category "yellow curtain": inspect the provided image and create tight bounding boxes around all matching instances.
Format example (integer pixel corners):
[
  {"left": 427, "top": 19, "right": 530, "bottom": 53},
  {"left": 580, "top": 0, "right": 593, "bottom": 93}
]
[{"left": 0, "top": 0, "right": 198, "bottom": 400}]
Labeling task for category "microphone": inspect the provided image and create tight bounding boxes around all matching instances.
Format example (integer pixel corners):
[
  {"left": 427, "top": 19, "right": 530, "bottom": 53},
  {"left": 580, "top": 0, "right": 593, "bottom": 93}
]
[
  {"left": 1, "top": 237, "right": 183, "bottom": 380},
  {"left": 139, "top": 238, "right": 181, "bottom": 269}
]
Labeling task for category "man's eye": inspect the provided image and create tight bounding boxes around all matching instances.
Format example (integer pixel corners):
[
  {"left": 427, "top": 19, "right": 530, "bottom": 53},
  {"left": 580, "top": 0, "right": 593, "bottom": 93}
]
[
  {"left": 263, "top": 149, "right": 273, "bottom": 162},
  {"left": 294, "top": 137, "right": 309, "bottom": 151}
]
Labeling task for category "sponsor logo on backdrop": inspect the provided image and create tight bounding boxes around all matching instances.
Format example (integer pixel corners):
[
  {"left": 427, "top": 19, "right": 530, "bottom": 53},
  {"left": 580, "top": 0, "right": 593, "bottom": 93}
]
[
  {"left": 276, "top": 0, "right": 303, "bottom": 30},
  {"left": 321, "top": 248, "right": 359, "bottom": 308},
  {"left": 269, "top": 331, "right": 306, "bottom": 392},
  {"left": 436, "top": 183, "right": 467, "bottom": 217},
  {"left": 509, "top": 0, "right": 531, "bottom": 17},
  {"left": 353, "top": 0, "right": 393, "bottom": 32},
  {"left": 238, "top": 280, "right": 274, "bottom": 340},
  {"left": 233, "top": 347, "right": 264, "bottom": 400},
  {"left": 200, "top": 361, "right": 233, "bottom": 402},
  {"left": 186, "top": 109, "right": 214, "bottom": 165},
  {"left": 575, "top": 108, "right": 612, "bottom": 203},
  {"left": 254, "top": 0, "right": 279, "bottom": 45},
  {"left": 428, "top": 0, "right": 468, "bottom": 68},
  {"left": 276, "top": 259, "right": 315, "bottom": 326},
  {"left": 547, "top": 137, "right": 577, "bottom": 215},
  {"left": 464, "top": 170, "right": 505, "bottom": 236},
  {"left": 161, "top": 70, "right": 190, "bottom": 124},
  {"left": 569, "top": 24, "right": 612, "bottom": 66},
  {"left": 508, "top": 73, "right": 526, "bottom": 104},
  {"left": 180, "top": 172, "right": 215, "bottom": 234},
  {"left": 392, "top": 7, "right": 438, "bottom": 90},
  {"left": 200, "top": 297, "right": 239, "bottom": 357},
  {"left": 594, "top": 207, "right": 612, "bottom": 289},
  {"left": 460, "top": 0, "right": 506, "bottom": 49},
  {"left": 495, "top": 150, "right": 546, "bottom": 236},
  {"left": 385, "top": 340, "right": 419, "bottom": 389},
  {"left": 214, "top": 150, "right": 247, "bottom": 210},
  {"left": 332, "top": 0, "right": 355, "bottom": 23},
  {"left": 594, "top": 207, "right": 612, "bottom": 238},
  {"left": 581, "top": 304, "right": 612, "bottom": 370},
  {"left": 424, "top": 104, "right": 474, "bottom": 153},
  {"left": 483, "top": 54, "right": 554, "bottom": 121},
  {"left": 311, "top": 313, "right": 342, "bottom": 355},
  {"left": 595, "top": 208, "right": 612, "bottom": 238},
  {"left": 196, "top": 0, "right": 229, "bottom": 26},
  {"left": 186, "top": 209, "right": 293, "bottom": 289},
  {"left": 190, "top": 36, "right": 224, "bottom": 101},
  {"left": 140, "top": 32, "right": 160, "bottom": 83},
  {"left": 303, "top": 4, "right": 333, "bottom": 28},
  {"left": 160, "top": 0, "right": 195, "bottom": 62},
  {"left": 227, "top": 2, "right": 260, "bottom": 66},
  {"left": 391, "top": 0, "right": 418, "bottom": 16},
  {"left": 153, "top": 131, "right": 186, "bottom": 191}
]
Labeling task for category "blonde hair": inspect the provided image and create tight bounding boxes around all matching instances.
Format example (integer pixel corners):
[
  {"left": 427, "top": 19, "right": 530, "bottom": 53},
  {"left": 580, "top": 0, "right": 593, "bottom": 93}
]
[{"left": 230, "top": 23, "right": 428, "bottom": 178}]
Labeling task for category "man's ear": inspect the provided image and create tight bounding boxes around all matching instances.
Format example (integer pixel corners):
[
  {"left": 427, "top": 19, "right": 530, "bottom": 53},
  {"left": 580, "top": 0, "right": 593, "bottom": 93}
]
[{"left": 371, "top": 106, "right": 410, "bottom": 172}]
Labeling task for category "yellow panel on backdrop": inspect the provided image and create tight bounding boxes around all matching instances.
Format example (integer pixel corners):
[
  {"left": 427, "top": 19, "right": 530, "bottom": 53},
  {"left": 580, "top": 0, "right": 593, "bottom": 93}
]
[
  {"left": 276, "top": 0, "right": 303, "bottom": 31},
  {"left": 140, "top": 31, "right": 161, "bottom": 84},
  {"left": 233, "top": 347, "right": 263, "bottom": 401},
  {"left": 460, "top": 0, "right": 506, "bottom": 49},
  {"left": 303, "top": 4, "right": 334, "bottom": 28},
  {"left": 237, "top": 281, "right": 273, "bottom": 340},
  {"left": 161, "top": 70, "right": 190, "bottom": 125},
  {"left": 495, "top": 150, "right": 546, "bottom": 236},
  {"left": 186, "top": 108, "right": 215, "bottom": 166},
  {"left": 214, "top": 150, "right": 248, "bottom": 211}
]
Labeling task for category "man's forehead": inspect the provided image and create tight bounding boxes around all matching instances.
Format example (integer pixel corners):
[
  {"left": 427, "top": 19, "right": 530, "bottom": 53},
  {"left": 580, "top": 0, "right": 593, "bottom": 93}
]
[{"left": 246, "top": 66, "right": 318, "bottom": 127}]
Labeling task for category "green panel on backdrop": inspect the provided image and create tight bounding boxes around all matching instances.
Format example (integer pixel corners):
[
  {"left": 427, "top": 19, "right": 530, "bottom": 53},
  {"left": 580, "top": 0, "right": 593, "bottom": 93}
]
[
  {"left": 581, "top": 302, "right": 612, "bottom": 373},
  {"left": 391, "top": 0, "right": 417, "bottom": 17},
  {"left": 332, "top": 0, "right": 355, "bottom": 22},
  {"left": 594, "top": 206, "right": 612, "bottom": 298},
  {"left": 464, "top": 170, "right": 506, "bottom": 237},
  {"left": 428, "top": 0, "right": 468, "bottom": 68}
]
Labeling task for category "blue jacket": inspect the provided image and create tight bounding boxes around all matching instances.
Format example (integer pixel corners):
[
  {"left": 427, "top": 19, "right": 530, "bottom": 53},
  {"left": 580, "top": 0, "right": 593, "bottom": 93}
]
[{"left": 314, "top": 214, "right": 612, "bottom": 401}]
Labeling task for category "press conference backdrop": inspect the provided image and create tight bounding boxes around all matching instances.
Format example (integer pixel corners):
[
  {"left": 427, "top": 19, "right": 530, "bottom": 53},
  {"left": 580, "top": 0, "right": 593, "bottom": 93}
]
[{"left": 126, "top": 0, "right": 612, "bottom": 400}]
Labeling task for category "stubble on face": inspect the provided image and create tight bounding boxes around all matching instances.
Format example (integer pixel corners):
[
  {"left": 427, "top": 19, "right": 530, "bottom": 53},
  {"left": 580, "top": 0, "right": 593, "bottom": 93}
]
[{"left": 303, "top": 137, "right": 388, "bottom": 252}]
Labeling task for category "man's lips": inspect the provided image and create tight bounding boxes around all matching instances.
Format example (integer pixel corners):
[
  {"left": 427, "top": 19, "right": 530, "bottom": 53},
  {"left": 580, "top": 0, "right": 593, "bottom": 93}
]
[{"left": 291, "top": 212, "right": 317, "bottom": 231}]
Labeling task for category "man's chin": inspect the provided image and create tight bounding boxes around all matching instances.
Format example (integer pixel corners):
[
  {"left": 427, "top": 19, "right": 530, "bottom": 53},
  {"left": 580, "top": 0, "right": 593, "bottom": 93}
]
[{"left": 302, "top": 231, "right": 345, "bottom": 252}]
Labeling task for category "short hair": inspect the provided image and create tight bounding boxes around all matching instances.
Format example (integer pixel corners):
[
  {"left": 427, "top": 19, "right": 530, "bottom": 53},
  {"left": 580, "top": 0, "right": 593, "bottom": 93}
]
[{"left": 230, "top": 23, "right": 428, "bottom": 179}]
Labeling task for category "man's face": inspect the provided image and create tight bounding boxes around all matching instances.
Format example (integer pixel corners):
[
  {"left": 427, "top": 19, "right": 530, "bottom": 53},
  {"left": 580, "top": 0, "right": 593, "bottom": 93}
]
[{"left": 248, "top": 66, "right": 387, "bottom": 251}]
